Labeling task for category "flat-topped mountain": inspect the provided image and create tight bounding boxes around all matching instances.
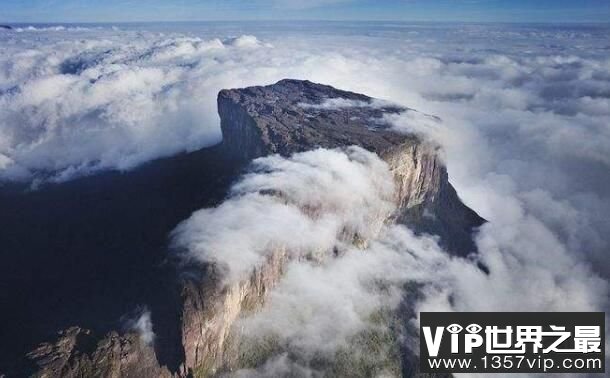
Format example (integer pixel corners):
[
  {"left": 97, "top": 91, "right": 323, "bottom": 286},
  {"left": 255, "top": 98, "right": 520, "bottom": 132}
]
[
  {"left": 218, "top": 79, "right": 411, "bottom": 159},
  {"left": 19, "top": 80, "right": 482, "bottom": 378},
  {"left": 218, "top": 79, "right": 483, "bottom": 257}
]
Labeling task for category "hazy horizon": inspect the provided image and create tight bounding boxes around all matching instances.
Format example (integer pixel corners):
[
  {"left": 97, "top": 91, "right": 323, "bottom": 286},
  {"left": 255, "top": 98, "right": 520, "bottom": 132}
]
[
  {"left": 1, "top": 0, "right": 609, "bottom": 23},
  {"left": 3, "top": 20, "right": 610, "bottom": 25}
]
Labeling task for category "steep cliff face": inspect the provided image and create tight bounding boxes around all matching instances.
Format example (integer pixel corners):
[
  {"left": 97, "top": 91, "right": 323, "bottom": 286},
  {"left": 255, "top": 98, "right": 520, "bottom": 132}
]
[
  {"left": 180, "top": 249, "right": 289, "bottom": 376},
  {"left": 177, "top": 80, "right": 483, "bottom": 375},
  {"left": 381, "top": 143, "right": 485, "bottom": 256}
]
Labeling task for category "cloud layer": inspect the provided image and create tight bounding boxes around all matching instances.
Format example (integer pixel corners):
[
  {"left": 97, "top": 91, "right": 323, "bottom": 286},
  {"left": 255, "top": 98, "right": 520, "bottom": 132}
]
[
  {"left": 0, "top": 30, "right": 271, "bottom": 182},
  {"left": 2, "top": 22, "right": 609, "bottom": 375}
]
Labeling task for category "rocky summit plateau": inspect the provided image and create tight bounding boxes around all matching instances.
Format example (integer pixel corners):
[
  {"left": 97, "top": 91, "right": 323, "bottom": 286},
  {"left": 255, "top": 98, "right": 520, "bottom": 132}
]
[
  {"left": 218, "top": 79, "right": 483, "bottom": 256},
  {"left": 2, "top": 79, "right": 483, "bottom": 377}
]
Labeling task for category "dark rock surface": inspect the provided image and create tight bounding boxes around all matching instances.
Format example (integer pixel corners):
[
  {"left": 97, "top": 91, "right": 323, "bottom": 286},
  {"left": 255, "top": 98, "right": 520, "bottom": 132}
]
[
  {"left": 27, "top": 327, "right": 173, "bottom": 378},
  {"left": 218, "top": 79, "right": 412, "bottom": 161}
]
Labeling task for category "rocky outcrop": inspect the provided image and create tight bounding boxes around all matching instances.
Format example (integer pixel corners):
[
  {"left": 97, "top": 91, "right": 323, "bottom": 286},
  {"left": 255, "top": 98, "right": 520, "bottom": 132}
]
[
  {"left": 27, "top": 327, "right": 173, "bottom": 378},
  {"left": 176, "top": 80, "right": 483, "bottom": 375}
]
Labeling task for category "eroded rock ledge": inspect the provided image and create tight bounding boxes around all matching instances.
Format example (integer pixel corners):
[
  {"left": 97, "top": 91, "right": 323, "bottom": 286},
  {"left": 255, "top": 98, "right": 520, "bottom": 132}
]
[
  {"left": 27, "top": 327, "right": 173, "bottom": 378},
  {"left": 28, "top": 79, "right": 482, "bottom": 378}
]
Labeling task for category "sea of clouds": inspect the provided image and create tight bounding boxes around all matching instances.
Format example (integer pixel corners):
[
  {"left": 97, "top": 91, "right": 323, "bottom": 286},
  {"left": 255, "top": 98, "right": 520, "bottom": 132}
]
[{"left": 1, "top": 22, "right": 609, "bottom": 375}]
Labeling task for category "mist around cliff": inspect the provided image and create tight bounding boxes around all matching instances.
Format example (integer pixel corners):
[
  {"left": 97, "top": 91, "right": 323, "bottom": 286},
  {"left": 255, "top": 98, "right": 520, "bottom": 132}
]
[
  {"left": 171, "top": 144, "right": 606, "bottom": 375},
  {"left": 172, "top": 146, "right": 395, "bottom": 284},
  {"left": 1, "top": 22, "right": 609, "bottom": 375},
  {"left": 122, "top": 307, "right": 155, "bottom": 345}
]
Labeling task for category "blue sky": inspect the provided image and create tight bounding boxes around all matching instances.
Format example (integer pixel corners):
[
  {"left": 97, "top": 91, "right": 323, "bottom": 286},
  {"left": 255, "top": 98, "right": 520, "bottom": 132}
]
[{"left": 1, "top": 0, "right": 609, "bottom": 23}]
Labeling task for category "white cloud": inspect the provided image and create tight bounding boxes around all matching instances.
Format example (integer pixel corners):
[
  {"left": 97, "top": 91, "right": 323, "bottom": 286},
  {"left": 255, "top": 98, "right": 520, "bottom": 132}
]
[
  {"left": 171, "top": 146, "right": 395, "bottom": 284},
  {"left": 2, "top": 23, "right": 609, "bottom": 374},
  {"left": 298, "top": 97, "right": 396, "bottom": 110},
  {"left": 235, "top": 220, "right": 607, "bottom": 371},
  {"left": 123, "top": 308, "right": 155, "bottom": 345},
  {"left": 12, "top": 25, "right": 100, "bottom": 32},
  {"left": 224, "top": 35, "right": 270, "bottom": 49},
  {"left": 228, "top": 354, "right": 316, "bottom": 378},
  {"left": 0, "top": 31, "right": 271, "bottom": 182}
]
